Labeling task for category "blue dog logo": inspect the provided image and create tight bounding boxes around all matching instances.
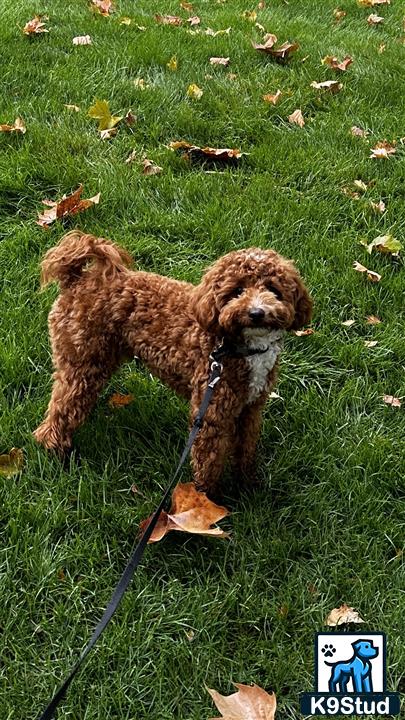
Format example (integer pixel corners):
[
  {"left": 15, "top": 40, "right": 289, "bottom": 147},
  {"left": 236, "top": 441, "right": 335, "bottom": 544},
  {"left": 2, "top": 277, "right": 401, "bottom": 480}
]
[{"left": 325, "top": 639, "right": 379, "bottom": 693}]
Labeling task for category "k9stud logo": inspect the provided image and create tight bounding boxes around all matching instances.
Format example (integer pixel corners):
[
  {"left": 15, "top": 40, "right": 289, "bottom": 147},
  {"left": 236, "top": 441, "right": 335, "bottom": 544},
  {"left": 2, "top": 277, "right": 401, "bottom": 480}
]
[{"left": 300, "top": 633, "right": 400, "bottom": 716}]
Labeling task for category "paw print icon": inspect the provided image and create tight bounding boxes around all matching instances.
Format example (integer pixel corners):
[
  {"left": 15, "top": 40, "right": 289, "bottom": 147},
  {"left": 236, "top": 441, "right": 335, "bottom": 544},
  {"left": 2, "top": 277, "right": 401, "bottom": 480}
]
[{"left": 321, "top": 644, "right": 336, "bottom": 659}]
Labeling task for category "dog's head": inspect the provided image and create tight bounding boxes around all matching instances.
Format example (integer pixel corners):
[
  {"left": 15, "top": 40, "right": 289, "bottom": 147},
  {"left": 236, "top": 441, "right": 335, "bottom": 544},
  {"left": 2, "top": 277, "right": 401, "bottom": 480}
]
[
  {"left": 352, "top": 640, "right": 379, "bottom": 660},
  {"left": 192, "top": 248, "right": 312, "bottom": 338}
]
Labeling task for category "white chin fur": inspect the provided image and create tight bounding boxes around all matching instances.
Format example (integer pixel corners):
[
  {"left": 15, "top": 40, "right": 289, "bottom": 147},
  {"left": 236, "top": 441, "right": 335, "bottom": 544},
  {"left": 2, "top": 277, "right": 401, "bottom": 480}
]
[{"left": 242, "top": 328, "right": 285, "bottom": 403}]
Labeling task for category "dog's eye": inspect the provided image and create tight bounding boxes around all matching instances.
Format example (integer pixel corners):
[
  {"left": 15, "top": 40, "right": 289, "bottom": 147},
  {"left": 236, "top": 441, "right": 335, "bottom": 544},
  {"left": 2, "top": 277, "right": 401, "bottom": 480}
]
[
  {"left": 265, "top": 282, "right": 283, "bottom": 300},
  {"left": 232, "top": 287, "right": 244, "bottom": 297}
]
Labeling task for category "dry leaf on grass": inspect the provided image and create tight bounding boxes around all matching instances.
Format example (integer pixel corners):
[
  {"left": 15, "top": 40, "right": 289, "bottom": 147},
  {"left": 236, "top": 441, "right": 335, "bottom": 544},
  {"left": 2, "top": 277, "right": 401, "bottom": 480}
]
[
  {"left": 167, "top": 55, "right": 178, "bottom": 71},
  {"left": 88, "top": 99, "right": 123, "bottom": 131},
  {"left": 125, "top": 149, "right": 137, "bottom": 164},
  {"left": 187, "top": 15, "right": 200, "bottom": 25},
  {"left": 364, "top": 234, "right": 402, "bottom": 255},
  {"left": 73, "top": 35, "right": 92, "bottom": 45},
  {"left": 370, "top": 200, "right": 386, "bottom": 213},
  {"left": 187, "top": 83, "right": 203, "bottom": 99},
  {"left": 100, "top": 127, "right": 117, "bottom": 139},
  {"left": 326, "top": 604, "right": 365, "bottom": 626},
  {"left": 36, "top": 185, "right": 100, "bottom": 227},
  {"left": 263, "top": 89, "right": 282, "bottom": 104},
  {"left": 208, "top": 683, "right": 276, "bottom": 720},
  {"left": 353, "top": 261, "right": 381, "bottom": 283},
  {"left": 119, "top": 16, "right": 132, "bottom": 25},
  {"left": 342, "top": 319, "right": 355, "bottom": 327},
  {"left": 109, "top": 393, "right": 134, "bottom": 408},
  {"left": 23, "top": 15, "right": 49, "bottom": 35},
  {"left": 359, "top": 0, "right": 389, "bottom": 6},
  {"left": 253, "top": 35, "right": 299, "bottom": 62},
  {"left": 354, "top": 179, "right": 368, "bottom": 192},
  {"left": 288, "top": 109, "right": 305, "bottom": 127},
  {"left": 139, "top": 482, "right": 230, "bottom": 543},
  {"left": 310, "top": 80, "right": 343, "bottom": 93},
  {"left": 322, "top": 55, "right": 353, "bottom": 71},
  {"left": 0, "top": 117, "right": 26, "bottom": 134},
  {"left": 142, "top": 158, "right": 163, "bottom": 175},
  {"left": 205, "top": 27, "right": 231, "bottom": 36},
  {"left": 383, "top": 395, "right": 401, "bottom": 408},
  {"left": 0, "top": 448, "right": 23, "bottom": 478},
  {"left": 169, "top": 141, "right": 243, "bottom": 162},
  {"left": 64, "top": 104, "right": 80, "bottom": 112},
  {"left": 351, "top": 126, "right": 368, "bottom": 137},
  {"left": 180, "top": 1, "right": 193, "bottom": 9},
  {"left": 125, "top": 109, "right": 136, "bottom": 126},
  {"left": 334, "top": 8, "right": 347, "bottom": 21},
  {"left": 91, "top": 0, "right": 114, "bottom": 15},
  {"left": 242, "top": 10, "right": 257, "bottom": 21},
  {"left": 370, "top": 140, "right": 396, "bottom": 158},
  {"left": 367, "top": 13, "right": 384, "bottom": 24},
  {"left": 364, "top": 340, "right": 378, "bottom": 347},
  {"left": 155, "top": 14, "right": 182, "bottom": 25},
  {"left": 366, "top": 315, "right": 381, "bottom": 324},
  {"left": 210, "top": 56, "right": 230, "bottom": 66},
  {"left": 293, "top": 328, "right": 314, "bottom": 336},
  {"left": 378, "top": 42, "right": 386, "bottom": 52}
]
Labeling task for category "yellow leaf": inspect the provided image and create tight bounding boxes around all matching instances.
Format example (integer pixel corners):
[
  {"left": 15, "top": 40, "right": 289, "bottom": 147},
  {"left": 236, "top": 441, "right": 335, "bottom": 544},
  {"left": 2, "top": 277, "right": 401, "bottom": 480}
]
[
  {"left": 108, "top": 393, "right": 134, "bottom": 408},
  {"left": 187, "top": 83, "right": 203, "bottom": 99},
  {"left": 119, "top": 16, "right": 132, "bottom": 25},
  {"left": 167, "top": 55, "right": 178, "bottom": 71},
  {"left": 87, "top": 99, "right": 122, "bottom": 130},
  {"left": 0, "top": 448, "right": 23, "bottom": 477}
]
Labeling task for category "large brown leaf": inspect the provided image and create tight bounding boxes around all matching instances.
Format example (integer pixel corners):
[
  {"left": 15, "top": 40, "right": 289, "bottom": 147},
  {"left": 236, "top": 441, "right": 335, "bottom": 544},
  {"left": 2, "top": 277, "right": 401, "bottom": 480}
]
[
  {"left": 208, "top": 683, "right": 276, "bottom": 720},
  {"left": 253, "top": 34, "right": 299, "bottom": 61},
  {"left": 23, "top": 15, "right": 49, "bottom": 35},
  {"left": 36, "top": 185, "right": 100, "bottom": 227},
  {"left": 169, "top": 140, "right": 243, "bottom": 162},
  {"left": 0, "top": 117, "right": 26, "bottom": 134}
]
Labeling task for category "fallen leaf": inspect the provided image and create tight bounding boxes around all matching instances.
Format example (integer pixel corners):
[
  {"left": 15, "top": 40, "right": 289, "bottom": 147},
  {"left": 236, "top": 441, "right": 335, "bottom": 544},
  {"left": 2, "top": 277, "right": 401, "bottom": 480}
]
[
  {"left": 354, "top": 179, "right": 368, "bottom": 192},
  {"left": 185, "top": 629, "right": 195, "bottom": 641},
  {"left": 108, "top": 393, "right": 134, "bottom": 408},
  {"left": 180, "top": 1, "right": 193, "bottom": 9},
  {"left": 227, "top": 72, "right": 238, "bottom": 80},
  {"left": 322, "top": 54, "right": 353, "bottom": 71},
  {"left": 64, "top": 104, "right": 80, "bottom": 112},
  {"left": 134, "top": 77, "right": 148, "bottom": 90},
  {"left": 263, "top": 89, "right": 282, "bottom": 105},
  {"left": 205, "top": 27, "right": 231, "bottom": 36},
  {"left": 0, "top": 448, "right": 23, "bottom": 478},
  {"left": 255, "top": 22, "right": 265, "bottom": 32},
  {"left": 370, "top": 140, "right": 396, "bottom": 158},
  {"left": 99, "top": 127, "right": 117, "bottom": 139},
  {"left": 288, "top": 108, "right": 305, "bottom": 127},
  {"left": 136, "top": 25, "right": 146, "bottom": 31},
  {"left": 36, "top": 185, "right": 100, "bottom": 227},
  {"left": 73, "top": 34, "right": 92, "bottom": 45},
  {"left": 353, "top": 261, "right": 381, "bottom": 283},
  {"left": 366, "top": 315, "right": 381, "bottom": 324},
  {"left": 341, "top": 187, "right": 360, "bottom": 200},
  {"left": 365, "top": 234, "right": 402, "bottom": 255},
  {"left": 333, "top": 8, "right": 347, "bottom": 21},
  {"left": 370, "top": 200, "right": 386, "bottom": 213},
  {"left": 91, "top": 0, "right": 114, "bottom": 15},
  {"left": 269, "top": 391, "right": 282, "bottom": 399},
  {"left": 142, "top": 158, "right": 163, "bottom": 176},
  {"left": 125, "top": 109, "right": 137, "bottom": 126},
  {"left": 155, "top": 14, "right": 182, "bottom": 25},
  {"left": 119, "top": 16, "right": 132, "bottom": 25},
  {"left": 254, "top": 36, "right": 299, "bottom": 61},
  {"left": 88, "top": 99, "right": 123, "bottom": 131},
  {"left": 342, "top": 319, "right": 355, "bottom": 327},
  {"left": 169, "top": 141, "right": 243, "bottom": 162},
  {"left": 187, "top": 15, "right": 200, "bottom": 25},
  {"left": 207, "top": 683, "right": 276, "bottom": 720},
  {"left": 378, "top": 42, "right": 386, "bottom": 52},
  {"left": 383, "top": 395, "right": 401, "bottom": 408},
  {"left": 243, "top": 10, "right": 257, "bottom": 21},
  {"left": 367, "top": 13, "right": 384, "bottom": 24},
  {"left": 23, "top": 15, "right": 49, "bottom": 35},
  {"left": 310, "top": 80, "right": 343, "bottom": 93},
  {"left": 364, "top": 340, "right": 378, "bottom": 347},
  {"left": 359, "top": 0, "right": 389, "bottom": 6},
  {"left": 0, "top": 117, "right": 26, "bottom": 134},
  {"left": 210, "top": 56, "right": 230, "bottom": 66},
  {"left": 167, "top": 55, "right": 178, "bottom": 71},
  {"left": 252, "top": 32, "right": 277, "bottom": 50},
  {"left": 139, "top": 482, "right": 230, "bottom": 543},
  {"left": 125, "top": 149, "right": 137, "bottom": 164},
  {"left": 258, "top": 0, "right": 266, "bottom": 8},
  {"left": 351, "top": 126, "right": 368, "bottom": 137},
  {"left": 187, "top": 83, "right": 203, "bottom": 99},
  {"left": 326, "top": 604, "right": 365, "bottom": 626},
  {"left": 293, "top": 328, "right": 314, "bottom": 336}
]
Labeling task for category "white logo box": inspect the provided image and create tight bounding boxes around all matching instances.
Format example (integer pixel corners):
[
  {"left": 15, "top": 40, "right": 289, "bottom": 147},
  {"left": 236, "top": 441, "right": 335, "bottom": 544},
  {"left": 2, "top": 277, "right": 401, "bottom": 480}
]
[{"left": 315, "top": 633, "right": 385, "bottom": 693}]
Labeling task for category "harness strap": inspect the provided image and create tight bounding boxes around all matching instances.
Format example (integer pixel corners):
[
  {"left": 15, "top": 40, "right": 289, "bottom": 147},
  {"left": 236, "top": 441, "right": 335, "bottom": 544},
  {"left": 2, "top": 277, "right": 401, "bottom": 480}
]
[{"left": 37, "top": 359, "right": 223, "bottom": 720}]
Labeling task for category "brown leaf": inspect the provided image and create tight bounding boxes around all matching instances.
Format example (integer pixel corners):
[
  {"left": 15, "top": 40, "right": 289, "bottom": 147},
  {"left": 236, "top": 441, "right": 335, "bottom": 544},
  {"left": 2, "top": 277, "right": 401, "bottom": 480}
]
[
  {"left": 187, "top": 15, "right": 200, "bottom": 25},
  {"left": 0, "top": 448, "right": 23, "bottom": 478},
  {"left": 293, "top": 328, "right": 314, "bottom": 336},
  {"left": 108, "top": 393, "right": 134, "bottom": 408},
  {"left": 139, "top": 482, "right": 230, "bottom": 543},
  {"left": 310, "top": 80, "right": 343, "bottom": 93},
  {"left": 99, "top": 127, "right": 117, "bottom": 139},
  {"left": 180, "top": 1, "right": 193, "bottom": 9},
  {"left": 207, "top": 683, "right": 276, "bottom": 720},
  {"left": 353, "top": 261, "right": 381, "bottom": 283},
  {"left": 23, "top": 15, "right": 49, "bottom": 35},
  {"left": 125, "top": 109, "right": 137, "bottom": 126},
  {"left": 366, "top": 315, "right": 381, "bottom": 324},
  {"left": 367, "top": 13, "right": 384, "bottom": 24},
  {"left": 36, "top": 185, "right": 100, "bottom": 227},
  {"left": 383, "top": 395, "right": 401, "bottom": 408},
  {"left": 351, "top": 125, "right": 368, "bottom": 137},
  {"left": 326, "top": 604, "right": 365, "bottom": 626},
  {"left": 155, "top": 14, "right": 182, "bottom": 25},
  {"left": 0, "top": 117, "right": 26, "bottom": 134},
  {"left": 73, "top": 35, "right": 92, "bottom": 45},
  {"left": 254, "top": 36, "right": 299, "bottom": 61},
  {"left": 258, "top": 0, "right": 266, "bottom": 8},
  {"left": 142, "top": 158, "right": 163, "bottom": 175},
  {"left": 263, "top": 89, "right": 282, "bottom": 105},
  {"left": 253, "top": 32, "right": 277, "bottom": 50},
  {"left": 91, "top": 0, "right": 114, "bottom": 15},
  {"left": 370, "top": 140, "right": 396, "bottom": 158},
  {"left": 169, "top": 141, "right": 243, "bottom": 162},
  {"left": 365, "top": 234, "right": 402, "bottom": 255},
  {"left": 125, "top": 149, "right": 137, "bottom": 164},
  {"left": 359, "top": 0, "right": 389, "bottom": 6},
  {"left": 210, "top": 56, "right": 230, "bottom": 66},
  {"left": 322, "top": 54, "right": 353, "bottom": 71},
  {"left": 288, "top": 108, "right": 305, "bottom": 127},
  {"left": 333, "top": 8, "right": 347, "bottom": 21}
]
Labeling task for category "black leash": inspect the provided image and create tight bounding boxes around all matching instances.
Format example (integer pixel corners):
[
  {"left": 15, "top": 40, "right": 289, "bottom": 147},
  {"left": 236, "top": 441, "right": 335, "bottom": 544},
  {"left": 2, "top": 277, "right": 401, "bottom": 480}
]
[{"left": 37, "top": 355, "right": 223, "bottom": 720}]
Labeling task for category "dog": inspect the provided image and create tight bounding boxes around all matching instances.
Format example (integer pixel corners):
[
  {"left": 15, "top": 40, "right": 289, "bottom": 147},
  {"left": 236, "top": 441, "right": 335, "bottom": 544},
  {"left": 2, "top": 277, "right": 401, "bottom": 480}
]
[
  {"left": 33, "top": 231, "right": 312, "bottom": 496},
  {"left": 326, "top": 640, "right": 379, "bottom": 693}
]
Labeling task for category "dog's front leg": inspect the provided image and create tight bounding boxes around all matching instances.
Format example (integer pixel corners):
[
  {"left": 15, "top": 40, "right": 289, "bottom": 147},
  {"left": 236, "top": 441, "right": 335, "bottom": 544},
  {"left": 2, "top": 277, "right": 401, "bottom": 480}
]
[
  {"left": 232, "top": 392, "right": 267, "bottom": 487},
  {"left": 190, "top": 378, "right": 238, "bottom": 498}
]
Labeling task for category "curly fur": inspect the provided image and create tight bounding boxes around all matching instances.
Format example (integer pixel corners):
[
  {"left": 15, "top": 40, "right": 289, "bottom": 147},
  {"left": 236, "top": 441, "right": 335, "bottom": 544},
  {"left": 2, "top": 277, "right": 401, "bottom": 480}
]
[{"left": 33, "top": 231, "right": 312, "bottom": 496}]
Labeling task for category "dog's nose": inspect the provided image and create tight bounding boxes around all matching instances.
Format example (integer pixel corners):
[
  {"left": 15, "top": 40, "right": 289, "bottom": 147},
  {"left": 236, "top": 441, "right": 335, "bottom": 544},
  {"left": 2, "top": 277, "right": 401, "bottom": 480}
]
[{"left": 249, "top": 308, "right": 265, "bottom": 323}]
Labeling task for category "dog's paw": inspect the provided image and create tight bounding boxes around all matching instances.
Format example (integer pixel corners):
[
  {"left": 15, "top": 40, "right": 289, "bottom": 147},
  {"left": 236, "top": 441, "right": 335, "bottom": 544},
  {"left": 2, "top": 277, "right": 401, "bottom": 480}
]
[{"left": 321, "top": 644, "right": 336, "bottom": 658}]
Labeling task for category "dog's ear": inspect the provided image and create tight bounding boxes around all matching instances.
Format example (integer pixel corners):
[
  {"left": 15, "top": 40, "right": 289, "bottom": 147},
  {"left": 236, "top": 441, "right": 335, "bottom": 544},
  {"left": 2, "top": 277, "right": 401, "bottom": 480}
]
[
  {"left": 192, "top": 272, "right": 220, "bottom": 334},
  {"left": 290, "top": 276, "right": 313, "bottom": 330}
]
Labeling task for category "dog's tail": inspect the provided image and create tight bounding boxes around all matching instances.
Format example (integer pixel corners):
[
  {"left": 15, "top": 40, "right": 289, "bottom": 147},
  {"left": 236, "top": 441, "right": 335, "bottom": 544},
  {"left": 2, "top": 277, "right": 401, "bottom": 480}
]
[{"left": 40, "top": 230, "right": 133, "bottom": 290}]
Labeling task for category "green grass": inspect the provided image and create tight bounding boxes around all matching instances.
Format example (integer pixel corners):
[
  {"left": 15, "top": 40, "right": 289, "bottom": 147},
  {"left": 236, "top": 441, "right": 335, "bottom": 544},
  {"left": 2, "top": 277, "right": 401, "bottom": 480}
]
[{"left": 1, "top": 0, "right": 405, "bottom": 718}]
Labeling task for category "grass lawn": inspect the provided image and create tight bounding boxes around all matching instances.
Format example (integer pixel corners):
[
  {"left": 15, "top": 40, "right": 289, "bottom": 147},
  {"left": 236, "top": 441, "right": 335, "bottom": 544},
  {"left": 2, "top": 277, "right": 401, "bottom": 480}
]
[{"left": 1, "top": 0, "right": 405, "bottom": 717}]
